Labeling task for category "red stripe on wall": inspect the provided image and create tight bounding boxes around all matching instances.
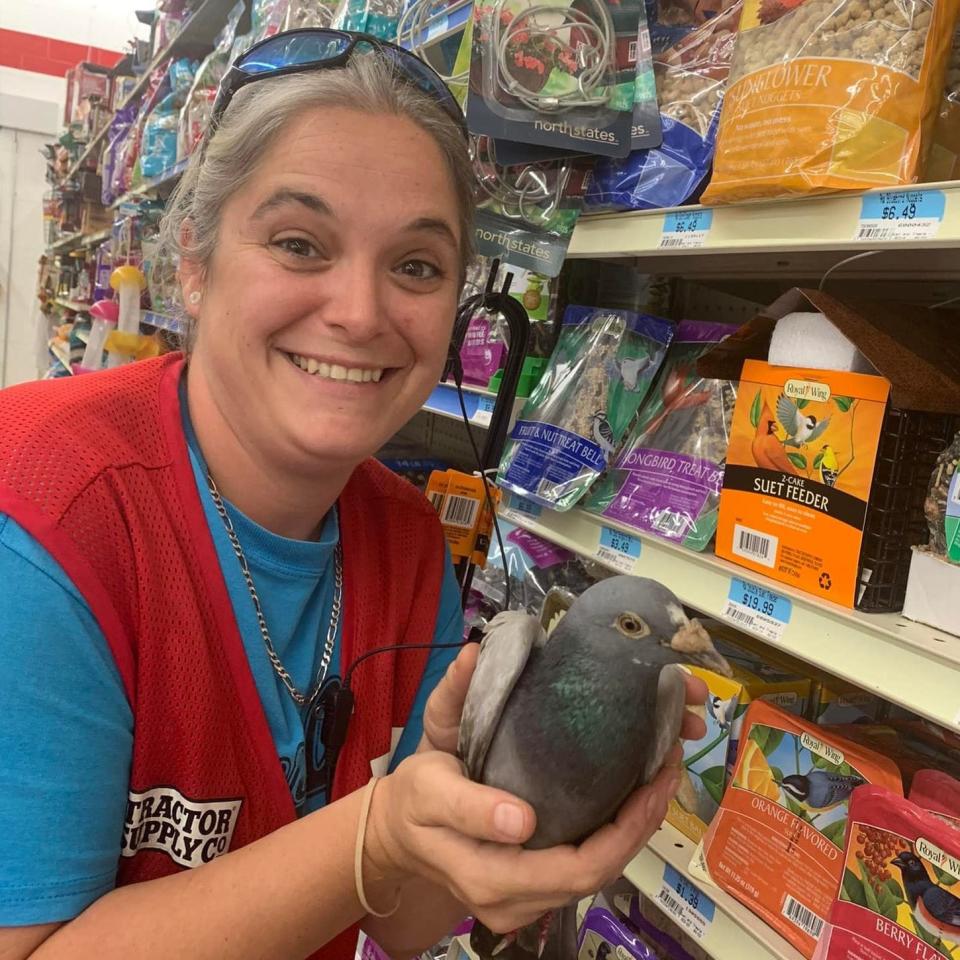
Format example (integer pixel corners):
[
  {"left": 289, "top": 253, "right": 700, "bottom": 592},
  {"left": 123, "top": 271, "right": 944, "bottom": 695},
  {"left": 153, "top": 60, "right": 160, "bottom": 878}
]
[{"left": 0, "top": 28, "right": 123, "bottom": 78}]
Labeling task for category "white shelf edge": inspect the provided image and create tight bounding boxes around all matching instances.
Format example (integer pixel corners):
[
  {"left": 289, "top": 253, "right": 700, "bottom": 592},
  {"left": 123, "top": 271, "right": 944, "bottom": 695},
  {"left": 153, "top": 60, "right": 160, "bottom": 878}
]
[
  {"left": 626, "top": 822, "right": 804, "bottom": 960},
  {"left": 422, "top": 381, "right": 525, "bottom": 430},
  {"left": 499, "top": 500, "right": 960, "bottom": 730}
]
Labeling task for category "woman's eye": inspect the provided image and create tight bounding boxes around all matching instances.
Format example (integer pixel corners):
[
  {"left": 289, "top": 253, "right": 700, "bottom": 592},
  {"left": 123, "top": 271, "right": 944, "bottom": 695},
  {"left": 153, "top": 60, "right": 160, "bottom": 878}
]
[
  {"left": 397, "top": 259, "right": 440, "bottom": 280},
  {"left": 273, "top": 237, "right": 319, "bottom": 258}
]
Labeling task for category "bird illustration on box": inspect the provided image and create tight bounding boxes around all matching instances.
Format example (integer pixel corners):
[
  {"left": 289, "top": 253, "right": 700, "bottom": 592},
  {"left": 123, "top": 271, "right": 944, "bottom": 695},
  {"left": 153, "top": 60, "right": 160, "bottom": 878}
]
[
  {"left": 776, "top": 394, "right": 830, "bottom": 448},
  {"left": 777, "top": 769, "right": 865, "bottom": 813},
  {"left": 818, "top": 445, "right": 839, "bottom": 487},
  {"left": 458, "top": 575, "right": 731, "bottom": 960},
  {"left": 752, "top": 401, "right": 798, "bottom": 474},
  {"left": 614, "top": 355, "right": 653, "bottom": 393},
  {"left": 892, "top": 851, "right": 960, "bottom": 945},
  {"left": 589, "top": 411, "right": 615, "bottom": 458},
  {"left": 707, "top": 692, "right": 738, "bottom": 733}
]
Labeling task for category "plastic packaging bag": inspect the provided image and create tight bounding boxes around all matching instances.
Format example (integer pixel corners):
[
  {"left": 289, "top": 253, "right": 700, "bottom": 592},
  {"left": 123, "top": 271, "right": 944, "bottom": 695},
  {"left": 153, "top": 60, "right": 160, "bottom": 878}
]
[
  {"left": 585, "top": 5, "right": 741, "bottom": 211},
  {"left": 703, "top": 0, "right": 960, "bottom": 203},
  {"left": 585, "top": 320, "right": 737, "bottom": 550},
  {"left": 927, "top": 28, "right": 960, "bottom": 180},
  {"left": 499, "top": 306, "right": 674, "bottom": 510},
  {"left": 924, "top": 429, "right": 960, "bottom": 562}
]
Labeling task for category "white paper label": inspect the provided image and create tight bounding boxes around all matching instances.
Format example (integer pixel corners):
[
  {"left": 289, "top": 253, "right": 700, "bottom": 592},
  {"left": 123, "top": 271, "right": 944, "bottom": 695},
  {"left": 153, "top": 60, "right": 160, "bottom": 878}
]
[
  {"left": 595, "top": 526, "right": 641, "bottom": 573},
  {"left": 659, "top": 209, "right": 713, "bottom": 249},
  {"left": 721, "top": 577, "right": 792, "bottom": 643},
  {"left": 656, "top": 864, "right": 715, "bottom": 941},
  {"left": 855, "top": 190, "right": 945, "bottom": 242}
]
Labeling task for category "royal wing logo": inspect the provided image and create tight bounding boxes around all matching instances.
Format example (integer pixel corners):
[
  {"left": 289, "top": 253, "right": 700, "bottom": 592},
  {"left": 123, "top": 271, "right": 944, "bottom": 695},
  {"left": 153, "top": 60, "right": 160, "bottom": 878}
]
[{"left": 121, "top": 786, "right": 243, "bottom": 867}]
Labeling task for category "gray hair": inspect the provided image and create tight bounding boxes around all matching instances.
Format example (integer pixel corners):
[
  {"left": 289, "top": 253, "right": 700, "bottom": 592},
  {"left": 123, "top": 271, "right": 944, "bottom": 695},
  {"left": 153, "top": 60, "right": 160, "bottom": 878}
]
[{"left": 160, "top": 54, "right": 475, "bottom": 342}]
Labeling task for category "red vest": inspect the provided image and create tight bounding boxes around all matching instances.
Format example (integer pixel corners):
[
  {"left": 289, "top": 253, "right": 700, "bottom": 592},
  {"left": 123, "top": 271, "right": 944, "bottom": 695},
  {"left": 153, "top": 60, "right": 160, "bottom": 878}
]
[{"left": 0, "top": 354, "right": 445, "bottom": 959}]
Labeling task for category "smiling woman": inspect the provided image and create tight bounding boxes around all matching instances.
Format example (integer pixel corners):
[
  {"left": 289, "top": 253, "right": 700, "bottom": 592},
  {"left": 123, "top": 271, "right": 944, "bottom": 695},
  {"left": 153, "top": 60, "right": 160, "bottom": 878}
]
[{"left": 0, "top": 31, "right": 693, "bottom": 960}]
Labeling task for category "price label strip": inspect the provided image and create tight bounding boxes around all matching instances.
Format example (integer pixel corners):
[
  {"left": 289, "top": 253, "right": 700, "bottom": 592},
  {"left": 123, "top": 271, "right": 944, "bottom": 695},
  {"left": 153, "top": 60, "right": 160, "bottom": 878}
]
[
  {"left": 659, "top": 209, "right": 713, "bottom": 249},
  {"left": 721, "top": 577, "right": 792, "bottom": 643},
  {"left": 855, "top": 189, "right": 946, "bottom": 242},
  {"left": 596, "top": 526, "right": 642, "bottom": 573},
  {"left": 473, "top": 394, "right": 496, "bottom": 427},
  {"left": 656, "top": 864, "right": 716, "bottom": 941},
  {"left": 500, "top": 494, "right": 543, "bottom": 524}
]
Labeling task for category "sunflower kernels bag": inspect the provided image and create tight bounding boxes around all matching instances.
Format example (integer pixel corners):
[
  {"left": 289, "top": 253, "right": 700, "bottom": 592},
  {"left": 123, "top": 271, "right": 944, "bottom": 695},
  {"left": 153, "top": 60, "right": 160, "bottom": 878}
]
[
  {"left": 702, "top": 0, "right": 960, "bottom": 203},
  {"left": 814, "top": 786, "right": 960, "bottom": 959},
  {"left": 499, "top": 307, "right": 674, "bottom": 510}
]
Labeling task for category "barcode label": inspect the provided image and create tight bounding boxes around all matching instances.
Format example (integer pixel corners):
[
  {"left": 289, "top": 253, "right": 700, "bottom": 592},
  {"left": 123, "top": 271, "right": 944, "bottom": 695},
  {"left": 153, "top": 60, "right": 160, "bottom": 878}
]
[
  {"left": 653, "top": 509, "right": 689, "bottom": 538},
  {"left": 427, "top": 491, "right": 444, "bottom": 513},
  {"left": 656, "top": 864, "right": 715, "bottom": 940},
  {"left": 855, "top": 190, "right": 944, "bottom": 242},
  {"left": 659, "top": 235, "right": 703, "bottom": 248},
  {"left": 855, "top": 226, "right": 901, "bottom": 241},
  {"left": 732, "top": 523, "right": 777, "bottom": 568},
  {"left": 441, "top": 495, "right": 479, "bottom": 529},
  {"left": 782, "top": 895, "right": 824, "bottom": 939}
]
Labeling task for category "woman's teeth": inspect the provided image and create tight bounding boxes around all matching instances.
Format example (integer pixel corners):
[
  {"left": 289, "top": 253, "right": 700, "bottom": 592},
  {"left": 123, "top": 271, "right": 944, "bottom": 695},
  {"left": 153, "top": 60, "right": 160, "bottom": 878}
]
[{"left": 290, "top": 354, "right": 383, "bottom": 383}]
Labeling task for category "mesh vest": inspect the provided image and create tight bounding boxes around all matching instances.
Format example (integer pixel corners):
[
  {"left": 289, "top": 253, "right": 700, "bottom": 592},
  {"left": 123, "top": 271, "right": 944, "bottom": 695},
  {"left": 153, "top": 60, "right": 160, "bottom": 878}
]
[{"left": 0, "top": 354, "right": 445, "bottom": 959}]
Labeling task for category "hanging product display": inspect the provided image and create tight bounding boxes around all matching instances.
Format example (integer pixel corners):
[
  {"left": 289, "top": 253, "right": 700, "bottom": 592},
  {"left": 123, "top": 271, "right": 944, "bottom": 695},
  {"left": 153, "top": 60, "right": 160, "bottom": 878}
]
[
  {"left": 585, "top": 320, "right": 738, "bottom": 552},
  {"left": 585, "top": 4, "right": 740, "bottom": 210},
  {"left": 467, "top": 0, "right": 643, "bottom": 156},
  {"left": 814, "top": 786, "right": 960, "bottom": 960},
  {"left": 702, "top": 0, "right": 960, "bottom": 203},
  {"left": 498, "top": 306, "right": 674, "bottom": 510}
]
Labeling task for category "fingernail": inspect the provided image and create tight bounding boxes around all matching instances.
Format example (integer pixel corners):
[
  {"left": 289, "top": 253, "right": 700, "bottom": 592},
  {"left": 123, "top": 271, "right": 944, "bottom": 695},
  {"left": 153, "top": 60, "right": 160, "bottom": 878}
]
[{"left": 494, "top": 803, "right": 526, "bottom": 840}]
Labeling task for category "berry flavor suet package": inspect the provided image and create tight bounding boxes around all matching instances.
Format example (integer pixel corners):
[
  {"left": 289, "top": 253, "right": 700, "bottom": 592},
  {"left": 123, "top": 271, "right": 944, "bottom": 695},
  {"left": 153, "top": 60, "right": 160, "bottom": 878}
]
[
  {"left": 702, "top": 701, "right": 902, "bottom": 958},
  {"left": 814, "top": 786, "right": 960, "bottom": 960},
  {"left": 498, "top": 306, "right": 673, "bottom": 510}
]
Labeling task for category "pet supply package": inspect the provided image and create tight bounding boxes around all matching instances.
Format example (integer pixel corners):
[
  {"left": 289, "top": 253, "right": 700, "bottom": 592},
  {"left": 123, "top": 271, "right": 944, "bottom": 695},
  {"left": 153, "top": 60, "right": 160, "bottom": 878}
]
[
  {"left": 666, "top": 665, "right": 744, "bottom": 842},
  {"left": 927, "top": 29, "right": 960, "bottom": 180},
  {"left": 702, "top": 0, "right": 960, "bottom": 203},
  {"left": 715, "top": 360, "right": 890, "bottom": 608},
  {"left": 473, "top": 137, "right": 591, "bottom": 276},
  {"left": 813, "top": 786, "right": 960, "bottom": 959},
  {"left": 585, "top": 321, "right": 737, "bottom": 551},
  {"left": 812, "top": 679, "right": 883, "bottom": 726},
  {"left": 925, "top": 431, "right": 960, "bottom": 563},
  {"left": 140, "top": 58, "right": 196, "bottom": 178},
  {"left": 100, "top": 104, "right": 137, "bottom": 206},
  {"left": 645, "top": 0, "right": 741, "bottom": 50},
  {"left": 630, "top": 6, "right": 664, "bottom": 149},
  {"left": 467, "top": 0, "right": 643, "bottom": 157},
  {"left": 701, "top": 700, "right": 903, "bottom": 958},
  {"left": 910, "top": 770, "right": 960, "bottom": 828},
  {"left": 586, "top": 5, "right": 741, "bottom": 211},
  {"left": 499, "top": 306, "right": 674, "bottom": 510},
  {"left": 578, "top": 896, "right": 703, "bottom": 960}
]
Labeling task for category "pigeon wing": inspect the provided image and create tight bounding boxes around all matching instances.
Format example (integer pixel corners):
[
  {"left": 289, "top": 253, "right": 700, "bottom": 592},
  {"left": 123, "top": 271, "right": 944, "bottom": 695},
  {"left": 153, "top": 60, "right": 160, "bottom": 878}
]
[
  {"left": 640, "top": 663, "right": 688, "bottom": 786},
  {"left": 458, "top": 611, "right": 545, "bottom": 780},
  {"left": 776, "top": 393, "right": 801, "bottom": 436}
]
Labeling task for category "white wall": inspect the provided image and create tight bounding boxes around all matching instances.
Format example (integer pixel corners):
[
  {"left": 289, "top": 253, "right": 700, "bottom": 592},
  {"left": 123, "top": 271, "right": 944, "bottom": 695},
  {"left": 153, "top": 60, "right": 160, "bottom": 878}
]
[{"left": 1, "top": 0, "right": 151, "bottom": 53}]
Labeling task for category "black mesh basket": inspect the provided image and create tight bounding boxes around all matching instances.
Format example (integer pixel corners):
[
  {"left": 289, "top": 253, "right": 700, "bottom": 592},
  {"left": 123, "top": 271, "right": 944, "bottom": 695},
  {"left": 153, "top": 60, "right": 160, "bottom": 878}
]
[{"left": 855, "top": 407, "right": 960, "bottom": 612}]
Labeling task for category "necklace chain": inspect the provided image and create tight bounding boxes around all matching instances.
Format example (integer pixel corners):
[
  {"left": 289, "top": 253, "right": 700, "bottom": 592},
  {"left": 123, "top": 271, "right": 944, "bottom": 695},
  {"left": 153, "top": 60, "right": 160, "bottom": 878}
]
[{"left": 205, "top": 471, "right": 343, "bottom": 707}]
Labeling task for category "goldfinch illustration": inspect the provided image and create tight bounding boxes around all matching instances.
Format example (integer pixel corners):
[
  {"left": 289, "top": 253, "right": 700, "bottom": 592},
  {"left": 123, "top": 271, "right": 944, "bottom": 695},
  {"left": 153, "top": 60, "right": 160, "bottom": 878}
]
[
  {"left": 777, "top": 394, "right": 830, "bottom": 448},
  {"left": 818, "top": 445, "right": 839, "bottom": 487}
]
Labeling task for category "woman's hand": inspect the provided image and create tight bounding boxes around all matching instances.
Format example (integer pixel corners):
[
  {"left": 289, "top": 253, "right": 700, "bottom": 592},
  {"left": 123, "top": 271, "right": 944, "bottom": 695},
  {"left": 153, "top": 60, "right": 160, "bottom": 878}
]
[{"left": 366, "top": 747, "right": 685, "bottom": 934}]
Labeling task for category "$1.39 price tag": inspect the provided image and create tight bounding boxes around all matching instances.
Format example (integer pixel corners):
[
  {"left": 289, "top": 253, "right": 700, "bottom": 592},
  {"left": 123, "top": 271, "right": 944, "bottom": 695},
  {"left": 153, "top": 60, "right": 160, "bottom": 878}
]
[
  {"left": 656, "top": 864, "right": 716, "bottom": 941},
  {"left": 721, "top": 577, "right": 792, "bottom": 643},
  {"left": 595, "top": 526, "right": 641, "bottom": 573},
  {"left": 855, "top": 189, "right": 945, "bottom": 242},
  {"left": 659, "top": 209, "right": 713, "bottom": 249}
]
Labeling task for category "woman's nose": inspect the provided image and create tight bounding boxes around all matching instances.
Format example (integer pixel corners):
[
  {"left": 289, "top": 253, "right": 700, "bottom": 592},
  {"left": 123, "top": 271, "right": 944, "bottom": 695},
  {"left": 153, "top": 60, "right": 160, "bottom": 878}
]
[{"left": 315, "top": 259, "right": 386, "bottom": 343}]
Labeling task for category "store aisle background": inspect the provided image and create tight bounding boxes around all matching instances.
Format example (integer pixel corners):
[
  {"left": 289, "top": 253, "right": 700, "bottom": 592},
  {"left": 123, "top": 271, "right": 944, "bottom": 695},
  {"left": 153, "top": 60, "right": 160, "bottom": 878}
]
[{"left": 0, "top": 1, "right": 147, "bottom": 387}]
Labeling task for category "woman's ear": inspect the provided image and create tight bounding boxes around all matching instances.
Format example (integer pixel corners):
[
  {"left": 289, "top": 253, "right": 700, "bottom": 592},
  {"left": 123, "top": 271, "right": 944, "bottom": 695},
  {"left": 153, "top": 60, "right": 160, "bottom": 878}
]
[{"left": 178, "top": 219, "right": 204, "bottom": 319}]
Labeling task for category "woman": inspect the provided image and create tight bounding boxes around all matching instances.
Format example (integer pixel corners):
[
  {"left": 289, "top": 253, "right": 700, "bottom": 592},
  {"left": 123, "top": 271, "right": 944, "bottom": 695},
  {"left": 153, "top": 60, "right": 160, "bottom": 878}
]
[{"left": 0, "top": 32, "right": 705, "bottom": 960}]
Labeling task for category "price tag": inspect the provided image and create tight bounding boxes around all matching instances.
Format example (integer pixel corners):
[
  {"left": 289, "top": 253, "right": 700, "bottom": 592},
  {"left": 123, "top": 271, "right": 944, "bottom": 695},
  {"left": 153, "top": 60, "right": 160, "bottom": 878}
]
[
  {"left": 473, "top": 395, "right": 496, "bottom": 427},
  {"left": 500, "top": 494, "right": 543, "bottom": 524},
  {"left": 855, "top": 189, "right": 945, "bottom": 242},
  {"left": 596, "top": 526, "right": 641, "bottom": 573},
  {"left": 721, "top": 577, "right": 792, "bottom": 643},
  {"left": 659, "top": 209, "right": 713, "bottom": 249},
  {"left": 656, "top": 864, "right": 715, "bottom": 941}
]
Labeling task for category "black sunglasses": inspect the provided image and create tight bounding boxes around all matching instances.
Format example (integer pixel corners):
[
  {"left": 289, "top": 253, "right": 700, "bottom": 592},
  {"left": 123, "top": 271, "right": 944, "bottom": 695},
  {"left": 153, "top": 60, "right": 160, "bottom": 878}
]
[{"left": 210, "top": 28, "right": 467, "bottom": 137}]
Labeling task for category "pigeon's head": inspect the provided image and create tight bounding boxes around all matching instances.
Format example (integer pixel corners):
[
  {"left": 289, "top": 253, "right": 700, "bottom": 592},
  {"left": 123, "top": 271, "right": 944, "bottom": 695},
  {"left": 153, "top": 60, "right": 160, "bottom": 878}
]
[{"left": 555, "top": 575, "right": 732, "bottom": 676}]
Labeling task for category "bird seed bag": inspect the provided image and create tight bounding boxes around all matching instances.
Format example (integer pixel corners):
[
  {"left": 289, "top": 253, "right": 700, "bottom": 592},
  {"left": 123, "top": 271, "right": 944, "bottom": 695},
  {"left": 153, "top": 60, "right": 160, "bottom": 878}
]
[
  {"left": 813, "top": 786, "right": 960, "bottom": 960},
  {"left": 701, "top": 700, "right": 903, "bottom": 959},
  {"left": 498, "top": 306, "right": 674, "bottom": 510},
  {"left": 585, "top": 321, "right": 738, "bottom": 551},
  {"left": 701, "top": 0, "right": 960, "bottom": 203}
]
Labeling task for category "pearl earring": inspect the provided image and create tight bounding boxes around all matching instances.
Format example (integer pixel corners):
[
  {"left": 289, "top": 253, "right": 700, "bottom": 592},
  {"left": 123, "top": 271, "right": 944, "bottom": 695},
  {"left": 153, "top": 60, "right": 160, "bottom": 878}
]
[{"left": 189, "top": 291, "right": 201, "bottom": 305}]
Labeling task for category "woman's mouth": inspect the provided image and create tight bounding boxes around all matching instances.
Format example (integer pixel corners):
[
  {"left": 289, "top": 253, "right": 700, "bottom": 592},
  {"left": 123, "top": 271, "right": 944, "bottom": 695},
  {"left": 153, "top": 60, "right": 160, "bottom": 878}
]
[{"left": 286, "top": 352, "right": 383, "bottom": 383}]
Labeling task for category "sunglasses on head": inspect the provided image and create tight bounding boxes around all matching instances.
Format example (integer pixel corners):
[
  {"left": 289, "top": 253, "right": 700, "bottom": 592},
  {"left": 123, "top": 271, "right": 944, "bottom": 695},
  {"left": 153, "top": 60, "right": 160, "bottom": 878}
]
[{"left": 210, "top": 28, "right": 467, "bottom": 137}]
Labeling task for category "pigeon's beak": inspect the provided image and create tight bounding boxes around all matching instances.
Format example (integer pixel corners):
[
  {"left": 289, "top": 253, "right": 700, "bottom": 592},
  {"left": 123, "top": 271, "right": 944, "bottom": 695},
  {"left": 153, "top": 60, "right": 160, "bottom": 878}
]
[
  {"left": 668, "top": 620, "right": 733, "bottom": 678},
  {"left": 689, "top": 646, "right": 735, "bottom": 678}
]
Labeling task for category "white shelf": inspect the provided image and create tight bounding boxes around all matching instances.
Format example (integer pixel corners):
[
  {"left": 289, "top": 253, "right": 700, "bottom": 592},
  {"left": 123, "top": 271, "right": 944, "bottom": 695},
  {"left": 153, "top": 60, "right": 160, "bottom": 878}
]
[
  {"left": 47, "top": 339, "right": 72, "bottom": 373},
  {"left": 498, "top": 498, "right": 960, "bottom": 731},
  {"left": 52, "top": 298, "right": 90, "bottom": 312},
  {"left": 423, "top": 381, "right": 525, "bottom": 430},
  {"left": 627, "top": 821, "right": 803, "bottom": 960},
  {"left": 569, "top": 181, "right": 960, "bottom": 279},
  {"left": 142, "top": 310, "right": 187, "bottom": 335}
]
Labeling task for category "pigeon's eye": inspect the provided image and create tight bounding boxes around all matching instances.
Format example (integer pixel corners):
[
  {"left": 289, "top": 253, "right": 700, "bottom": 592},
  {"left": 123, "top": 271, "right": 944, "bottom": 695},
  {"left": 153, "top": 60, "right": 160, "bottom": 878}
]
[{"left": 616, "top": 614, "right": 650, "bottom": 638}]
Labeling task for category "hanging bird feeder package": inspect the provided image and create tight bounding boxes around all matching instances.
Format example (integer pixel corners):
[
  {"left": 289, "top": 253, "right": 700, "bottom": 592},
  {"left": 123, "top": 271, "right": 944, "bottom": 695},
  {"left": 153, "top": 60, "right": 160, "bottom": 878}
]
[
  {"left": 701, "top": 0, "right": 960, "bottom": 204},
  {"left": 813, "top": 786, "right": 960, "bottom": 960},
  {"left": 498, "top": 306, "right": 674, "bottom": 510},
  {"left": 585, "top": 320, "right": 738, "bottom": 551},
  {"left": 467, "top": 0, "right": 644, "bottom": 156},
  {"left": 701, "top": 700, "right": 903, "bottom": 959},
  {"left": 699, "top": 288, "right": 960, "bottom": 612}
]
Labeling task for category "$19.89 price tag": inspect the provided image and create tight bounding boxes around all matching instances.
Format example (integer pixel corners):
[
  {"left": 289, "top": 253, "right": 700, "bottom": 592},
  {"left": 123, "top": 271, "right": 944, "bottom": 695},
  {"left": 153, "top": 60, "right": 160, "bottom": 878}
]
[
  {"left": 595, "top": 526, "right": 641, "bottom": 573},
  {"left": 656, "top": 864, "right": 716, "bottom": 941}
]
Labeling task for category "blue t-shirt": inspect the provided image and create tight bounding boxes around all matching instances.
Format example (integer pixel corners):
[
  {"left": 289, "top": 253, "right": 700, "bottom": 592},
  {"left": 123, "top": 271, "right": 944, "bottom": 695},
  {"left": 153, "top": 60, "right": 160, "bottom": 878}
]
[{"left": 0, "top": 386, "right": 463, "bottom": 926}]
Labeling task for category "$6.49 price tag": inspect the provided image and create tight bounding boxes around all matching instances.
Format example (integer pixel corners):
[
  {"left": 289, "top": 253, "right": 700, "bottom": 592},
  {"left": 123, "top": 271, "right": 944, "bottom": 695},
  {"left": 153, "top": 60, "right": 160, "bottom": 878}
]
[
  {"left": 595, "top": 526, "right": 641, "bottom": 573},
  {"left": 656, "top": 864, "right": 716, "bottom": 941}
]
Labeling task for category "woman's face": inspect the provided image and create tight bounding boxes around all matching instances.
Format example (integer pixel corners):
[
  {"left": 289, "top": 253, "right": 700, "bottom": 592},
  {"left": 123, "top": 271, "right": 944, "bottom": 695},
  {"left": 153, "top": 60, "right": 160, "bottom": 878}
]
[{"left": 182, "top": 106, "right": 462, "bottom": 473}]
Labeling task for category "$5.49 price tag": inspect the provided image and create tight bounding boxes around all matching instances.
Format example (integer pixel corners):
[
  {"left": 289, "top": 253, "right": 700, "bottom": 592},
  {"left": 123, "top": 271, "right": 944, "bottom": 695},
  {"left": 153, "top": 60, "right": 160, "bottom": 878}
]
[
  {"left": 855, "top": 189, "right": 945, "bottom": 242},
  {"left": 656, "top": 864, "right": 716, "bottom": 941},
  {"left": 595, "top": 526, "right": 641, "bottom": 573},
  {"left": 721, "top": 577, "right": 792, "bottom": 643},
  {"left": 659, "top": 209, "right": 713, "bottom": 249}
]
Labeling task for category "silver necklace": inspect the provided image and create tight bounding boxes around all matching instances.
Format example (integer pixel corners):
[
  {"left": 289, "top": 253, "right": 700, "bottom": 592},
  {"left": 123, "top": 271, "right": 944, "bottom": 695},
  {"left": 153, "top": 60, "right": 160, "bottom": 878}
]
[{"left": 205, "top": 471, "right": 343, "bottom": 707}]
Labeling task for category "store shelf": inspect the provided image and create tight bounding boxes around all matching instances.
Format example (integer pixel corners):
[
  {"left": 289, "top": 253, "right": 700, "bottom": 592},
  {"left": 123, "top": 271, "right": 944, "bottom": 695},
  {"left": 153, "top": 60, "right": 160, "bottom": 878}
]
[
  {"left": 48, "top": 340, "right": 72, "bottom": 373},
  {"left": 48, "top": 232, "right": 83, "bottom": 254},
  {"left": 52, "top": 298, "right": 91, "bottom": 312},
  {"left": 399, "top": 0, "right": 472, "bottom": 51},
  {"left": 423, "top": 381, "right": 525, "bottom": 429},
  {"left": 498, "top": 497, "right": 960, "bottom": 731},
  {"left": 110, "top": 157, "right": 189, "bottom": 209},
  {"left": 569, "top": 181, "right": 960, "bottom": 280},
  {"left": 143, "top": 310, "right": 187, "bottom": 335},
  {"left": 626, "top": 821, "right": 803, "bottom": 960}
]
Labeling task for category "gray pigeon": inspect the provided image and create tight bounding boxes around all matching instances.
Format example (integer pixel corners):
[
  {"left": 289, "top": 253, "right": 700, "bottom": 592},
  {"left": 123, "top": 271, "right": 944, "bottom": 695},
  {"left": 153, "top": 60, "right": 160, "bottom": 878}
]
[{"left": 458, "top": 575, "right": 731, "bottom": 958}]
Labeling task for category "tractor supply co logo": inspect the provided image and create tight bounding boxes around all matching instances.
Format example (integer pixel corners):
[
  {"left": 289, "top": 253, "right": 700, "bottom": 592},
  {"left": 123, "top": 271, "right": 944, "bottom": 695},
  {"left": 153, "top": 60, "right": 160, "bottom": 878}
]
[
  {"left": 121, "top": 786, "right": 243, "bottom": 868},
  {"left": 784, "top": 378, "right": 831, "bottom": 403},
  {"left": 800, "top": 732, "right": 844, "bottom": 766}
]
